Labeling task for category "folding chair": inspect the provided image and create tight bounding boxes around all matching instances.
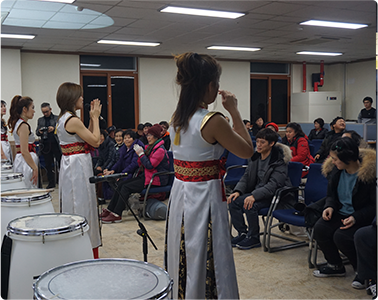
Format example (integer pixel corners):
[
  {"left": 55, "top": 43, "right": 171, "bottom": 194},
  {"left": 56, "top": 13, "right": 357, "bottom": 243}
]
[
  {"left": 263, "top": 163, "right": 328, "bottom": 268},
  {"left": 140, "top": 151, "right": 175, "bottom": 219},
  {"left": 223, "top": 152, "right": 248, "bottom": 194},
  {"left": 311, "top": 139, "right": 323, "bottom": 157}
]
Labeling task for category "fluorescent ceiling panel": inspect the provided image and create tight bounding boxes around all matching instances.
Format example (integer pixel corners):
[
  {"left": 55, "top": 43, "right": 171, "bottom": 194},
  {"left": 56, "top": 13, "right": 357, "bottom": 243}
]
[
  {"left": 38, "top": 0, "right": 75, "bottom": 3},
  {"left": 296, "top": 51, "right": 342, "bottom": 56},
  {"left": 207, "top": 46, "right": 261, "bottom": 52},
  {"left": 1, "top": 33, "right": 35, "bottom": 39},
  {"left": 300, "top": 20, "right": 368, "bottom": 30},
  {"left": 98, "top": 40, "right": 160, "bottom": 47},
  {"left": 160, "top": 6, "right": 245, "bottom": 19}
]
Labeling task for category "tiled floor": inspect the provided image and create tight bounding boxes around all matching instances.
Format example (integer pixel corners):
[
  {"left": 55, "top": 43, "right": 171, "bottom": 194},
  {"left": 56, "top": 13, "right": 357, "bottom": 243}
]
[{"left": 48, "top": 186, "right": 369, "bottom": 299}]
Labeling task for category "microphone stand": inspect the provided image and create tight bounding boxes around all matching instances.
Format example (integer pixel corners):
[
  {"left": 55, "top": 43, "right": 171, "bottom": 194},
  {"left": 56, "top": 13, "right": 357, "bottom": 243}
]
[{"left": 98, "top": 177, "right": 157, "bottom": 262}]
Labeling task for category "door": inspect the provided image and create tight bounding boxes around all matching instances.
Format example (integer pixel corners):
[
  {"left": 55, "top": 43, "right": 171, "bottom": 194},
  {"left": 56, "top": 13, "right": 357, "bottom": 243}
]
[{"left": 250, "top": 75, "right": 290, "bottom": 126}]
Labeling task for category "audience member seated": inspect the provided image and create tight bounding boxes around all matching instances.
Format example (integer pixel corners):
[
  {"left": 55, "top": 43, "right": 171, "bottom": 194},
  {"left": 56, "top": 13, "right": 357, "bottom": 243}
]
[
  {"left": 313, "top": 138, "right": 376, "bottom": 284},
  {"left": 159, "top": 121, "right": 171, "bottom": 150},
  {"left": 342, "top": 130, "right": 368, "bottom": 149},
  {"left": 139, "top": 122, "right": 152, "bottom": 145},
  {"left": 94, "top": 130, "right": 115, "bottom": 202},
  {"left": 354, "top": 217, "right": 377, "bottom": 297},
  {"left": 106, "top": 125, "right": 116, "bottom": 142},
  {"left": 94, "top": 130, "right": 115, "bottom": 175},
  {"left": 308, "top": 118, "right": 328, "bottom": 140},
  {"left": 265, "top": 122, "right": 282, "bottom": 143},
  {"left": 100, "top": 124, "right": 169, "bottom": 223},
  {"left": 251, "top": 116, "right": 264, "bottom": 136},
  {"left": 102, "top": 128, "right": 124, "bottom": 202},
  {"left": 243, "top": 119, "right": 251, "bottom": 132},
  {"left": 357, "top": 96, "right": 376, "bottom": 124},
  {"left": 314, "top": 116, "right": 346, "bottom": 163},
  {"left": 136, "top": 123, "right": 144, "bottom": 139},
  {"left": 282, "top": 122, "right": 315, "bottom": 177},
  {"left": 228, "top": 128, "right": 295, "bottom": 250}
]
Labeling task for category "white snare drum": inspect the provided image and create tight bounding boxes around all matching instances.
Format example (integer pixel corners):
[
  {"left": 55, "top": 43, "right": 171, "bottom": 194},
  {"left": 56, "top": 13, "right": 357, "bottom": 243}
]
[
  {"left": 1, "top": 172, "right": 26, "bottom": 191},
  {"left": 1, "top": 189, "right": 55, "bottom": 238},
  {"left": 33, "top": 259, "right": 173, "bottom": 300},
  {"left": 1, "top": 158, "right": 10, "bottom": 164},
  {"left": 1, "top": 163, "right": 13, "bottom": 173},
  {"left": 5, "top": 213, "right": 93, "bottom": 300}
]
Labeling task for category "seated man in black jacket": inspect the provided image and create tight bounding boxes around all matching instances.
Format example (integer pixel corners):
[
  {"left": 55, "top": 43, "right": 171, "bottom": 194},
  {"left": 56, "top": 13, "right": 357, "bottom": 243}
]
[
  {"left": 228, "top": 128, "right": 295, "bottom": 250},
  {"left": 314, "top": 116, "right": 346, "bottom": 164}
]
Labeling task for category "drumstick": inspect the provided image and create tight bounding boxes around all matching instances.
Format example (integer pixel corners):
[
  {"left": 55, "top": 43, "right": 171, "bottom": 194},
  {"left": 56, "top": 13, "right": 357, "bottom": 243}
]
[{"left": 1, "top": 188, "right": 55, "bottom": 196}]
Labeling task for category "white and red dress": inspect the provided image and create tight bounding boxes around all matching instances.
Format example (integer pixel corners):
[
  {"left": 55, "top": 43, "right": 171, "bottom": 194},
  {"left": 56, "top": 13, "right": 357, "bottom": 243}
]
[
  {"left": 13, "top": 119, "right": 38, "bottom": 188},
  {"left": 166, "top": 108, "right": 239, "bottom": 299},
  {"left": 56, "top": 112, "right": 101, "bottom": 249}
]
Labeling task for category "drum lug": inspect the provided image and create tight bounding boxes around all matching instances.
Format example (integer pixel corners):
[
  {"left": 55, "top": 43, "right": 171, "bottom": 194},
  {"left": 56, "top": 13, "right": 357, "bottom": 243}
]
[
  {"left": 42, "top": 231, "right": 45, "bottom": 244},
  {"left": 28, "top": 199, "right": 31, "bottom": 207},
  {"left": 80, "top": 224, "right": 84, "bottom": 236}
]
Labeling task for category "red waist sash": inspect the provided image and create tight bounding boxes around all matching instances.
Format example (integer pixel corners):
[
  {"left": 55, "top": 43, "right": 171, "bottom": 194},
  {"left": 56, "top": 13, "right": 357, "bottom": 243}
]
[
  {"left": 61, "top": 142, "right": 93, "bottom": 156},
  {"left": 16, "top": 143, "right": 36, "bottom": 154},
  {"left": 1, "top": 133, "right": 8, "bottom": 142},
  {"left": 174, "top": 158, "right": 226, "bottom": 201}
]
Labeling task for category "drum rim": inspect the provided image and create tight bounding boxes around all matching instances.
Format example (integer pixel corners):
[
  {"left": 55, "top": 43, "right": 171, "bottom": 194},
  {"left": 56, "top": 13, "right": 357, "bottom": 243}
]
[
  {"left": 1, "top": 189, "right": 51, "bottom": 203},
  {"left": 7, "top": 213, "right": 89, "bottom": 237},
  {"left": 1, "top": 164, "right": 12, "bottom": 170},
  {"left": 1, "top": 172, "right": 23, "bottom": 181},
  {"left": 33, "top": 258, "right": 173, "bottom": 300}
]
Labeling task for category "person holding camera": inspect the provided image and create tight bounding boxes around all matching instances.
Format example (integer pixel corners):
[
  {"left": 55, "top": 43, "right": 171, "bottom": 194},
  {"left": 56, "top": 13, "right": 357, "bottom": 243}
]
[{"left": 36, "top": 102, "right": 62, "bottom": 188}]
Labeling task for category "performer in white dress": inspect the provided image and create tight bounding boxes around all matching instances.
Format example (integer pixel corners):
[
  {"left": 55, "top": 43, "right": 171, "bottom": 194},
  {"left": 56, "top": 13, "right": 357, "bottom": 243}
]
[
  {"left": 1, "top": 100, "right": 13, "bottom": 162},
  {"left": 166, "top": 52, "right": 254, "bottom": 299},
  {"left": 56, "top": 82, "right": 102, "bottom": 258},
  {"left": 8, "top": 96, "right": 38, "bottom": 188}
]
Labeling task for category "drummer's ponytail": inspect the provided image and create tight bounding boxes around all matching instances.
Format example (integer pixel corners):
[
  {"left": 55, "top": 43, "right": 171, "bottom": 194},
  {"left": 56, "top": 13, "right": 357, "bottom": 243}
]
[{"left": 8, "top": 95, "right": 33, "bottom": 133}]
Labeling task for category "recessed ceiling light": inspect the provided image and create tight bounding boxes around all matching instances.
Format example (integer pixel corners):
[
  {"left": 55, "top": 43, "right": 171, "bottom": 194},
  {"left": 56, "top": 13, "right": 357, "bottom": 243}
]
[
  {"left": 296, "top": 51, "right": 342, "bottom": 56},
  {"left": 97, "top": 40, "right": 160, "bottom": 47},
  {"left": 160, "top": 6, "right": 245, "bottom": 19},
  {"left": 37, "top": 0, "right": 75, "bottom": 3},
  {"left": 1, "top": 33, "right": 35, "bottom": 39},
  {"left": 300, "top": 20, "right": 368, "bottom": 30},
  {"left": 207, "top": 46, "right": 261, "bottom": 52}
]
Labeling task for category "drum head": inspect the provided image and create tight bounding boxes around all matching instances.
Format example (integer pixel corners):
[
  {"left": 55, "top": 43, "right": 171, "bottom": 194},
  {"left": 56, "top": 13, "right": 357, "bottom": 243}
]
[
  {"left": 2, "top": 189, "right": 51, "bottom": 203},
  {"left": 7, "top": 213, "right": 88, "bottom": 237},
  {"left": 34, "top": 259, "right": 172, "bottom": 300}
]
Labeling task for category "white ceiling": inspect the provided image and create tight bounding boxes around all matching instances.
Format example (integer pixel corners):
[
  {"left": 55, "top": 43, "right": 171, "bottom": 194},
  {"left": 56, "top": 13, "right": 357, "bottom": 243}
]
[{"left": 1, "top": 0, "right": 376, "bottom": 63}]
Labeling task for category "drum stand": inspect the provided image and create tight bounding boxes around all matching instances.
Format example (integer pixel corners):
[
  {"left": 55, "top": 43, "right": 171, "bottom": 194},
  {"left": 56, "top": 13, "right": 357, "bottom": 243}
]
[{"left": 101, "top": 178, "right": 158, "bottom": 262}]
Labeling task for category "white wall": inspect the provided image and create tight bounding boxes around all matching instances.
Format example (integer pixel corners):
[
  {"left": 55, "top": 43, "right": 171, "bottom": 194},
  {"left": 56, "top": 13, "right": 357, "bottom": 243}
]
[
  {"left": 138, "top": 58, "right": 251, "bottom": 125},
  {"left": 345, "top": 60, "right": 376, "bottom": 120},
  {"left": 21, "top": 52, "right": 80, "bottom": 131},
  {"left": 138, "top": 57, "right": 177, "bottom": 124},
  {"left": 1, "top": 49, "right": 22, "bottom": 125}
]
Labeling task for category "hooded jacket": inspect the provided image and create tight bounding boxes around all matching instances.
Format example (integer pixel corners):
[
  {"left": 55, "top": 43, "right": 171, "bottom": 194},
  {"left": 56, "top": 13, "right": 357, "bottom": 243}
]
[
  {"left": 111, "top": 139, "right": 144, "bottom": 181},
  {"left": 138, "top": 140, "right": 169, "bottom": 187},
  {"left": 233, "top": 143, "right": 295, "bottom": 208},
  {"left": 321, "top": 148, "right": 376, "bottom": 226}
]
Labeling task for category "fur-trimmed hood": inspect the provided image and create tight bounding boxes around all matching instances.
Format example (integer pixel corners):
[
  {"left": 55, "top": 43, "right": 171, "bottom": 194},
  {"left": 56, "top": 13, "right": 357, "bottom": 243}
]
[
  {"left": 275, "top": 142, "right": 292, "bottom": 164},
  {"left": 322, "top": 148, "right": 376, "bottom": 183}
]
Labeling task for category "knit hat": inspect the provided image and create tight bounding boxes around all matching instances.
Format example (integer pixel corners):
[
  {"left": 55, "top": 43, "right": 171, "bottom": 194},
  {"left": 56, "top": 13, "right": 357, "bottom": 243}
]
[
  {"left": 147, "top": 124, "right": 163, "bottom": 138},
  {"left": 265, "top": 122, "right": 279, "bottom": 132}
]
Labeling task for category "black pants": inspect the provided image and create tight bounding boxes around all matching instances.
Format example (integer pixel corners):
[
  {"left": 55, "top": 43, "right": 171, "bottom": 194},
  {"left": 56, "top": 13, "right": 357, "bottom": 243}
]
[
  {"left": 229, "top": 193, "right": 271, "bottom": 241},
  {"left": 40, "top": 141, "right": 61, "bottom": 188},
  {"left": 355, "top": 224, "right": 377, "bottom": 280},
  {"left": 313, "top": 213, "right": 365, "bottom": 270},
  {"left": 107, "top": 175, "right": 145, "bottom": 216}
]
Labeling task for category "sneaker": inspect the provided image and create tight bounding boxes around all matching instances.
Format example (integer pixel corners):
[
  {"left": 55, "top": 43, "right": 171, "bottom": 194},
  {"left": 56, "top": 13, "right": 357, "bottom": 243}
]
[
  {"left": 236, "top": 236, "right": 261, "bottom": 250},
  {"left": 367, "top": 280, "right": 376, "bottom": 297},
  {"left": 99, "top": 208, "right": 110, "bottom": 219},
  {"left": 313, "top": 263, "right": 346, "bottom": 278},
  {"left": 231, "top": 233, "right": 247, "bottom": 247},
  {"left": 101, "top": 212, "right": 122, "bottom": 224},
  {"left": 352, "top": 274, "right": 366, "bottom": 289},
  {"left": 98, "top": 198, "right": 106, "bottom": 205}
]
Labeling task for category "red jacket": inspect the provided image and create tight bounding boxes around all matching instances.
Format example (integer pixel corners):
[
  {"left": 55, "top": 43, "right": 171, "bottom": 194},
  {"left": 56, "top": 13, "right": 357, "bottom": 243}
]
[{"left": 286, "top": 135, "right": 315, "bottom": 176}]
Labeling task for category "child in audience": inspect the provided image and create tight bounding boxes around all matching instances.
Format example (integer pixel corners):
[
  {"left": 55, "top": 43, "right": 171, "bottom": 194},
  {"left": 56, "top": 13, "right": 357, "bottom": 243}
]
[
  {"left": 313, "top": 137, "right": 376, "bottom": 286},
  {"left": 282, "top": 122, "right": 314, "bottom": 176},
  {"left": 308, "top": 118, "right": 328, "bottom": 140},
  {"left": 159, "top": 121, "right": 171, "bottom": 150}
]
